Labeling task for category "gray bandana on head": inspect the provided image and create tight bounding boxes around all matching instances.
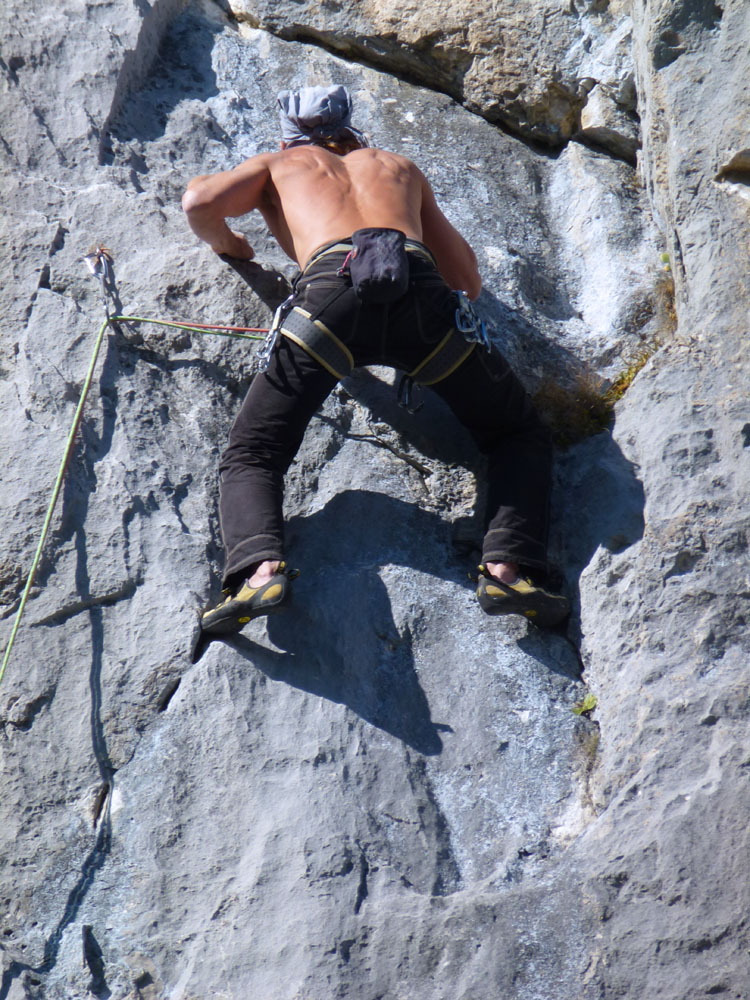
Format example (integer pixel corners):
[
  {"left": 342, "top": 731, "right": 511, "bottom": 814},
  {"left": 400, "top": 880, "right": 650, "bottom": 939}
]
[{"left": 277, "top": 85, "right": 367, "bottom": 148}]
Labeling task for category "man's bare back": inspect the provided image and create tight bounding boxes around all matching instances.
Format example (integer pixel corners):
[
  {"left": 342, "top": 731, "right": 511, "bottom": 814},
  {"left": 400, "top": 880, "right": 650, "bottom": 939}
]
[
  {"left": 257, "top": 147, "right": 424, "bottom": 266},
  {"left": 183, "top": 145, "right": 481, "bottom": 298}
]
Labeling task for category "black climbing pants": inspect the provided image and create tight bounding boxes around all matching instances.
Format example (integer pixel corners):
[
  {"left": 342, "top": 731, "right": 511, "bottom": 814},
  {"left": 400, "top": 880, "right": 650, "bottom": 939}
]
[{"left": 218, "top": 242, "right": 553, "bottom": 588}]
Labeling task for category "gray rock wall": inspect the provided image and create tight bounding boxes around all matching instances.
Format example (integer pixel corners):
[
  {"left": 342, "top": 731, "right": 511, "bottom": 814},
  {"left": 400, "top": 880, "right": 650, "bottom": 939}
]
[
  {"left": 1, "top": 1, "right": 748, "bottom": 998},
  {"left": 573, "top": 2, "right": 750, "bottom": 994}
]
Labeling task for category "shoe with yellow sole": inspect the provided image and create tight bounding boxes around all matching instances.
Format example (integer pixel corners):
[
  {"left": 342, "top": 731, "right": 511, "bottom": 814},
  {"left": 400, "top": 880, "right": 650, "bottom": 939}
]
[
  {"left": 476, "top": 565, "right": 570, "bottom": 627},
  {"left": 200, "top": 563, "right": 298, "bottom": 636}
]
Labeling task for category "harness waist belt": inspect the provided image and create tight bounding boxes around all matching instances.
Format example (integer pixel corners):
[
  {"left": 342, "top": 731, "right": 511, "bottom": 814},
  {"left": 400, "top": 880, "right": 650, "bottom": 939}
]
[{"left": 304, "top": 237, "right": 437, "bottom": 273}]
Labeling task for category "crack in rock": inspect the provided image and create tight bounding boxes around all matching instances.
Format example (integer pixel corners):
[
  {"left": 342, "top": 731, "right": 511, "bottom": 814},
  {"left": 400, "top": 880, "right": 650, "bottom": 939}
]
[{"left": 31, "top": 578, "right": 140, "bottom": 627}]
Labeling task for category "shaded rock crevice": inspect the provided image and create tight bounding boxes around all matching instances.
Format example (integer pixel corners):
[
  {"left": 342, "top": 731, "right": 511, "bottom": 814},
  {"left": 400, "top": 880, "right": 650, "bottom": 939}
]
[
  {"left": 0, "top": 812, "right": 114, "bottom": 1000},
  {"left": 650, "top": 0, "right": 724, "bottom": 70},
  {"left": 30, "top": 578, "right": 142, "bottom": 628},
  {"left": 405, "top": 754, "right": 462, "bottom": 897},
  {"left": 0, "top": 685, "right": 57, "bottom": 733}
]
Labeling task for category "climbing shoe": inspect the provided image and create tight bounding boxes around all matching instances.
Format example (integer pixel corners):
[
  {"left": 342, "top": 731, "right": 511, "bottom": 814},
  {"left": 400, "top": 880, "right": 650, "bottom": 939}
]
[
  {"left": 200, "top": 563, "right": 298, "bottom": 636},
  {"left": 476, "top": 565, "right": 570, "bottom": 627}
]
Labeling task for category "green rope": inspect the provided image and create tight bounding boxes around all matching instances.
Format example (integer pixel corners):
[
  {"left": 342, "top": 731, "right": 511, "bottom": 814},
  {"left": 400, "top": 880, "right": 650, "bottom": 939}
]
[
  {"left": 0, "top": 311, "right": 269, "bottom": 683},
  {"left": 110, "top": 314, "right": 266, "bottom": 341},
  {"left": 0, "top": 318, "right": 110, "bottom": 685}
]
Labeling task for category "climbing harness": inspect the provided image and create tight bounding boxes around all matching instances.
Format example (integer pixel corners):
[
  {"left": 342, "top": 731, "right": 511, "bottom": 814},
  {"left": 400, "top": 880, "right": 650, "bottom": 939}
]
[
  {"left": 279, "top": 292, "right": 476, "bottom": 403},
  {"left": 280, "top": 305, "right": 355, "bottom": 380},
  {"left": 0, "top": 247, "right": 270, "bottom": 685},
  {"left": 406, "top": 323, "right": 476, "bottom": 386},
  {"left": 394, "top": 293, "right": 494, "bottom": 413},
  {"left": 282, "top": 239, "right": 480, "bottom": 393}
]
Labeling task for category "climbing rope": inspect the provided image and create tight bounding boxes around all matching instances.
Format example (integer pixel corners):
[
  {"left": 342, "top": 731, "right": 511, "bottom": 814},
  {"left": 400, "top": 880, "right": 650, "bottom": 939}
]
[
  {"left": 109, "top": 314, "right": 267, "bottom": 340},
  {"left": 0, "top": 248, "right": 270, "bottom": 684},
  {"left": 0, "top": 316, "right": 110, "bottom": 685}
]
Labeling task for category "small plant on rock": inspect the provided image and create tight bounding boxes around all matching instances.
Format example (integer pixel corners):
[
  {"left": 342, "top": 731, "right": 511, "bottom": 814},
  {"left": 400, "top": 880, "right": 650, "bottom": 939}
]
[
  {"left": 573, "top": 692, "right": 598, "bottom": 717},
  {"left": 533, "top": 344, "right": 658, "bottom": 447}
]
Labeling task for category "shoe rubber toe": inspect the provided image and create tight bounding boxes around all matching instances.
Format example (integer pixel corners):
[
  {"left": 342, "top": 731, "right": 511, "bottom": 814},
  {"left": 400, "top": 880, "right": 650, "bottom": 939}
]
[
  {"left": 201, "top": 574, "right": 290, "bottom": 635},
  {"left": 476, "top": 574, "right": 569, "bottom": 627}
]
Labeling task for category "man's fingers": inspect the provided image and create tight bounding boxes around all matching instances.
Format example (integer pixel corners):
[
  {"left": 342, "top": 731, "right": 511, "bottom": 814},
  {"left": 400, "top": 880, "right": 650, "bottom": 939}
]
[
  {"left": 230, "top": 232, "right": 255, "bottom": 259},
  {"left": 212, "top": 233, "right": 255, "bottom": 259}
]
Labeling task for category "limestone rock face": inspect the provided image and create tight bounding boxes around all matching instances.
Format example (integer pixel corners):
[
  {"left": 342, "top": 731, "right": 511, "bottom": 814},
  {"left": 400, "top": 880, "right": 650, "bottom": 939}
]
[
  {"left": 570, "top": 2, "right": 750, "bottom": 993},
  {"left": 0, "top": 1, "right": 748, "bottom": 998},
  {"left": 578, "top": 82, "right": 640, "bottom": 162},
  {"left": 228, "top": 0, "right": 640, "bottom": 152}
]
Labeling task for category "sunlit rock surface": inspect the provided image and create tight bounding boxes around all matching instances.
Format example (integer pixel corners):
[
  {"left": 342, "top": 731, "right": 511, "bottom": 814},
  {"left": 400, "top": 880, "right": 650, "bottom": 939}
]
[
  {"left": 0, "top": 0, "right": 748, "bottom": 997},
  {"left": 227, "top": 0, "right": 641, "bottom": 153}
]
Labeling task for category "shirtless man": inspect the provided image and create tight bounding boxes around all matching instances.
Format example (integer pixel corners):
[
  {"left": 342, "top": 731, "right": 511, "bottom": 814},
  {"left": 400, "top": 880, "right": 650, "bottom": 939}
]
[{"left": 183, "top": 85, "right": 569, "bottom": 633}]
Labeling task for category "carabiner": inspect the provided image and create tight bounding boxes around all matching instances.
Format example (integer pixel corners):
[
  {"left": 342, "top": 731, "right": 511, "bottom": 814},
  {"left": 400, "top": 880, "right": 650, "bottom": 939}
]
[{"left": 252, "top": 294, "right": 293, "bottom": 374}]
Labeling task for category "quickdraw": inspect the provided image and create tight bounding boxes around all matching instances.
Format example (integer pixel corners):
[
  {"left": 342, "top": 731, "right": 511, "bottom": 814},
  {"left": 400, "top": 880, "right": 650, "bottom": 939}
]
[
  {"left": 455, "top": 290, "right": 491, "bottom": 350},
  {"left": 83, "top": 244, "right": 115, "bottom": 317}
]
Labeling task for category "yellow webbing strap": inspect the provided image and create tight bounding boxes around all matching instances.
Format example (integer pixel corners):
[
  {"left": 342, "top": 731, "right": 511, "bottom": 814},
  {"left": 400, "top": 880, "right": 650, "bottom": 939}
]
[
  {"left": 408, "top": 328, "right": 475, "bottom": 386},
  {"left": 280, "top": 306, "right": 354, "bottom": 380}
]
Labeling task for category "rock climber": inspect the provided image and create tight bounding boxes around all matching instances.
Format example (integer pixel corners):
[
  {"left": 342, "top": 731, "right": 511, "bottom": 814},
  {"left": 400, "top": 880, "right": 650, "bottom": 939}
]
[{"left": 182, "top": 85, "right": 570, "bottom": 634}]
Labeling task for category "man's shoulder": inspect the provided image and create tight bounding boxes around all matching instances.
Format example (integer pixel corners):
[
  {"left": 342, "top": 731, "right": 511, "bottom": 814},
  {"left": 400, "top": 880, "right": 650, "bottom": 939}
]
[
  {"left": 266, "top": 145, "right": 419, "bottom": 168},
  {"left": 234, "top": 149, "right": 283, "bottom": 174},
  {"left": 346, "top": 147, "right": 423, "bottom": 176},
  {"left": 352, "top": 146, "right": 416, "bottom": 164}
]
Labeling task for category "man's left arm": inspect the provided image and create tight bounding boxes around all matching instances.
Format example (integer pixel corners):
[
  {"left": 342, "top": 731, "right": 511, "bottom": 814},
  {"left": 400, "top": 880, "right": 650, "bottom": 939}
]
[
  {"left": 182, "top": 153, "right": 274, "bottom": 258},
  {"left": 417, "top": 169, "right": 481, "bottom": 300}
]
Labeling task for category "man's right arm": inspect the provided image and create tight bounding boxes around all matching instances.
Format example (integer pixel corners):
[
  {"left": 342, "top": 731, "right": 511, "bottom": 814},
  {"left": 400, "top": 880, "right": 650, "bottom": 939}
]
[
  {"left": 418, "top": 171, "right": 482, "bottom": 300},
  {"left": 182, "top": 153, "right": 275, "bottom": 258}
]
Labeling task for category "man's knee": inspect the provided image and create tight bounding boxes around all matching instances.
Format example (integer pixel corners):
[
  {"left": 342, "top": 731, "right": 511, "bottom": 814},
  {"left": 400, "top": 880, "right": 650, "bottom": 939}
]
[{"left": 219, "top": 426, "right": 297, "bottom": 478}]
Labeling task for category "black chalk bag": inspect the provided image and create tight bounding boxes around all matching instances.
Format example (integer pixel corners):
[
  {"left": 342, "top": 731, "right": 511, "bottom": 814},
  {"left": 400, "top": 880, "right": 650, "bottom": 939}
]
[{"left": 348, "top": 228, "right": 410, "bottom": 304}]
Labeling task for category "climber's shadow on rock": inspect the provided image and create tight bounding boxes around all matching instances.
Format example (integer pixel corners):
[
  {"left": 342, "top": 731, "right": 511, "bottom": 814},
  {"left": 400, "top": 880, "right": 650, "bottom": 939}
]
[
  {"left": 344, "top": 285, "right": 647, "bottom": 575},
  {"left": 551, "top": 428, "right": 646, "bottom": 630},
  {"left": 220, "top": 255, "right": 293, "bottom": 312},
  {"left": 223, "top": 490, "right": 468, "bottom": 756}
]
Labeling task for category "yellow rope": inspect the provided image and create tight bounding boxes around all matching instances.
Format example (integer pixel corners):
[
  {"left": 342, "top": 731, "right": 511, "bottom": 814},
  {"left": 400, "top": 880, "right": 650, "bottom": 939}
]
[
  {"left": 0, "top": 311, "right": 269, "bottom": 683},
  {"left": 0, "top": 318, "right": 110, "bottom": 683}
]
